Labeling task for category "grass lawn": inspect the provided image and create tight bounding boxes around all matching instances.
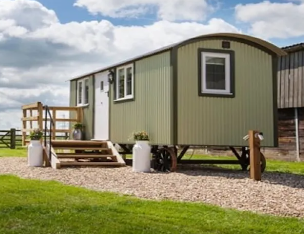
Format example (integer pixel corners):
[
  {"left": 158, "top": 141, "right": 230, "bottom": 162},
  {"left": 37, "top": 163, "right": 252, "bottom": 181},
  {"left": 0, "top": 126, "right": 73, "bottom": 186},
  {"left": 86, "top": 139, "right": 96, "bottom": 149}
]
[
  {"left": 0, "top": 147, "right": 27, "bottom": 157},
  {"left": 184, "top": 154, "right": 304, "bottom": 175},
  {"left": 0, "top": 175, "right": 303, "bottom": 234}
]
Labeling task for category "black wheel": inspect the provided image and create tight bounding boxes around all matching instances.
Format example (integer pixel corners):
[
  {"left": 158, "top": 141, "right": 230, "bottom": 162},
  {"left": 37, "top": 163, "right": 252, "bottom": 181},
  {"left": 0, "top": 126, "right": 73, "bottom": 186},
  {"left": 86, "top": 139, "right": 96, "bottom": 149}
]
[
  {"left": 241, "top": 149, "right": 266, "bottom": 173},
  {"left": 152, "top": 147, "right": 177, "bottom": 172}
]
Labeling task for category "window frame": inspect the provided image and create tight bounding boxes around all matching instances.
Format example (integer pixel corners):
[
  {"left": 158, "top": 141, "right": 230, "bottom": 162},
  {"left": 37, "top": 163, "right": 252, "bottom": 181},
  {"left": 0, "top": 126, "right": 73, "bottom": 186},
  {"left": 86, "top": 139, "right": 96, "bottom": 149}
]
[
  {"left": 114, "top": 63, "right": 134, "bottom": 102},
  {"left": 77, "top": 77, "right": 89, "bottom": 106},
  {"left": 198, "top": 48, "right": 235, "bottom": 98}
]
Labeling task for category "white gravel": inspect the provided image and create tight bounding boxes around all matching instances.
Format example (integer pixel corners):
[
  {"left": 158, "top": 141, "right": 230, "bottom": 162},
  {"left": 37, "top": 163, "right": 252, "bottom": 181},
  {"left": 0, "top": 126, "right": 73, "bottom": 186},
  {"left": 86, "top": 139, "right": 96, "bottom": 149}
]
[{"left": 0, "top": 157, "right": 303, "bottom": 218}]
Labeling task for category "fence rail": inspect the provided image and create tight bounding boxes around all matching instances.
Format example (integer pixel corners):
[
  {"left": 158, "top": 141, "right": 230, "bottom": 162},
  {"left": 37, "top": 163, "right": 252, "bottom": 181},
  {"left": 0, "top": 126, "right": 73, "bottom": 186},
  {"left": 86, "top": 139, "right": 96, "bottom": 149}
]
[
  {"left": 0, "top": 129, "right": 69, "bottom": 149},
  {"left": 0, "top": 129, "right": 21, "bottom": 149}
]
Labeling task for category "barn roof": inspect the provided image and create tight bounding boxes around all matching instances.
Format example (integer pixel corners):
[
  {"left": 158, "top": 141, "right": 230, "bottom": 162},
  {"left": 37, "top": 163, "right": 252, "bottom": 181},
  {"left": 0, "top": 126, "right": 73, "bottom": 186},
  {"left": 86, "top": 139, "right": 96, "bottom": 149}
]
[
  {"left": 281, "top": 42, "right": 304, "bottom": 52},
  {"left": 69, "top": 32, "right": 287, "bottom": 81}
]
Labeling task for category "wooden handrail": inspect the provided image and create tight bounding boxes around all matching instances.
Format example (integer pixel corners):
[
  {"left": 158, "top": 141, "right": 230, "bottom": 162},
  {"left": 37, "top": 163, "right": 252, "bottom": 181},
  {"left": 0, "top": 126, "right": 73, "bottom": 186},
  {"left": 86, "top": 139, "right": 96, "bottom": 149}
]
[{"left": 21, "top": 102, "right": 84, "bottom": 146}]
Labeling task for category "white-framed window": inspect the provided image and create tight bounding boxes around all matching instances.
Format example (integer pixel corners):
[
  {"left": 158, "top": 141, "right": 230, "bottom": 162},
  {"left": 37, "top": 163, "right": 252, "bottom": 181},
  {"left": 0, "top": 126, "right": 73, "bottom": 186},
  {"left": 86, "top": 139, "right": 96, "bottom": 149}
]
[
  {"left": 115, "top": 64, "right": 134, "bottom": 101},
  {"left": 77, "top": 78, "right": 89, "bottom": 106},
  {"left": 201, "top": 51, "right": 232, "bottom": 95}
]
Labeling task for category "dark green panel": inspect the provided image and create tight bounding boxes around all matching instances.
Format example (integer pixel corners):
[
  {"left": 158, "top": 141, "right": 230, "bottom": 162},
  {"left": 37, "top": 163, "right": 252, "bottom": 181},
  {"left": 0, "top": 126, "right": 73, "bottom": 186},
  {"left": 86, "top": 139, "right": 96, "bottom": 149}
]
[
  {"left": 110, "top": 51, "right": 173, "bottom": 145},
  {"left": 69, "top": 80, "right": 76, "bottom": 139},
  {"left": 69, "top": 76, "right": 94, "bottom": 140},
  {"left": 82, "top": 76, "right": 94, "bottom": 140},
  {"left": 176, "top": 39, "right": 276, "bottom": 147}
]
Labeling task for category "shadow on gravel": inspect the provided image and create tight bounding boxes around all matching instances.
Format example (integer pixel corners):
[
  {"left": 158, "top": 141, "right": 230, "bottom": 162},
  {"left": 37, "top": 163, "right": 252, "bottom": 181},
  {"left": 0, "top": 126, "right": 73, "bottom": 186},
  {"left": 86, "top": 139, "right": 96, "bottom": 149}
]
[{"left": 174, "top": 164, "right": 304, "bottom": 190}]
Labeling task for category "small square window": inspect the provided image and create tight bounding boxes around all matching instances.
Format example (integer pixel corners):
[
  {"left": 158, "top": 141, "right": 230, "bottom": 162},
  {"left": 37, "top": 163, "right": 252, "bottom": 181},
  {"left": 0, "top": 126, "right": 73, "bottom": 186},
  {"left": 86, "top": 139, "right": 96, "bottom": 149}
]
[
  {"left": 77, "top": 78, "right": 89, "bottom": 106},
  {"left": 114, "top": 64, "right": 134, "bottom": 101},
  {"left": 199, "top": 49, "right": 234, "bottom": 97}
]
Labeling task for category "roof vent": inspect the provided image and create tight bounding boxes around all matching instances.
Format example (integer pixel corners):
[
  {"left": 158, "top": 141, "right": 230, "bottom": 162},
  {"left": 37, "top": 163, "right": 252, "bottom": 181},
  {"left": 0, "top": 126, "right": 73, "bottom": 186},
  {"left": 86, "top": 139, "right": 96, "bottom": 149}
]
[{"left": 222, "top": 41, "right": 230, "bottom": 49}]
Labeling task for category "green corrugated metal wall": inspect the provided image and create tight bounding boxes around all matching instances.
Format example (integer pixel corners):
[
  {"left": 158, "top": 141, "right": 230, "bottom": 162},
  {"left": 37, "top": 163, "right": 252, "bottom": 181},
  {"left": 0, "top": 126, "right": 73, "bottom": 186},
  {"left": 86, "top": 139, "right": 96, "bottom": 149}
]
[
  {"left": 82, "top": 76, "right": 94, "bottom": 140},
  {"left": 110, "top": 51, "right": 173, "bottom": 145},
  {"left": 69, "top": 76, "right": 94, "bottom": 140},
  {"left": 176, "top": 39, "right": 276, "bottom": 147},
  {"left": 69, "top": 80, "right": 76, "bottom": 140}
]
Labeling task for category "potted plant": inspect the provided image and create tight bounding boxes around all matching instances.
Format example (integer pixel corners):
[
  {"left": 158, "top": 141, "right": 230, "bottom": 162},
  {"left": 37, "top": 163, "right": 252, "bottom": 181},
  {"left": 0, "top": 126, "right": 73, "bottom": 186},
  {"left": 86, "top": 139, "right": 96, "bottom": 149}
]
[
  {"left": 131, "top": 131, "right": 151, "bottom": 172},
  {"left": 133, "top": 131, "right": 149, "bottom": 142},
  {"left": 29, "top": 128, "right": 43, "bottom": 140},
  {"left": 27, "top": 128, "right": 43, "bottom": 167},
  {"left": 72, "top": 122, "right": 83, "bottom": 140}
]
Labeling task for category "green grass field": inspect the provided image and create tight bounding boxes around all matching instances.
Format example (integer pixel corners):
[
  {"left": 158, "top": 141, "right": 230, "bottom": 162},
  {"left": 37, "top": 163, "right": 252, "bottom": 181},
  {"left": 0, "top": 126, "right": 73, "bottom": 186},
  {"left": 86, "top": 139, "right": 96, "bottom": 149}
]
[
  {"left": 0, "top": 175, "right": 303, "bottom": 234},
  {"left": 0, "top": 147, "right": 27, "bottom": 157}
]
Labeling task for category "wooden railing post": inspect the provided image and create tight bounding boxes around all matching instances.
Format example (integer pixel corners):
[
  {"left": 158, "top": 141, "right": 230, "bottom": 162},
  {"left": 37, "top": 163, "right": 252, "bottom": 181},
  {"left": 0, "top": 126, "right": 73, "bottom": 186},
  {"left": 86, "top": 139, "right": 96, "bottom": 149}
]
[
  {"left": 38, "top": 102, "right": 43, "bottom": 130},
  {"left": 22, "top": 109, "right": 27, "bottom": 146},
  {"left": 10, "top": 128, "right": 16, "bottom": 149},
  {"left": 249, "top": 130, "right": 261, "bottom": 181}
]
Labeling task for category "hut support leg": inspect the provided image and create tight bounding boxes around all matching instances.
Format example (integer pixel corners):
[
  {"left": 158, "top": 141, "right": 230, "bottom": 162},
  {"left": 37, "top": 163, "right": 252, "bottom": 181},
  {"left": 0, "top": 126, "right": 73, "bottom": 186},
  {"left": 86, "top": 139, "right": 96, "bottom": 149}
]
[
  {"left": 230, "top": 146, "right": 249, "bottom": 170},
  {"left": 177, "top": 146, "right": 190, "bottom": 162}
]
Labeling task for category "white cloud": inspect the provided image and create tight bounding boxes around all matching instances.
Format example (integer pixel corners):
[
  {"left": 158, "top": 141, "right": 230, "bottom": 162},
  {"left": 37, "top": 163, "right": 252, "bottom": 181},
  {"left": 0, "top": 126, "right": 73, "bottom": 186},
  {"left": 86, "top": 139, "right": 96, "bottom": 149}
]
[
  {"left": 74, "top": 0, "right": 216, "bottom": 21},
  {"left": 0, "top": 0, "right": 244, "bottom": 130},
  {"left": 0, "top": 0, "right": 58, "bottom": 32},
  {"left": 235, "top": 1, "right": 304, "bottom": 39}
]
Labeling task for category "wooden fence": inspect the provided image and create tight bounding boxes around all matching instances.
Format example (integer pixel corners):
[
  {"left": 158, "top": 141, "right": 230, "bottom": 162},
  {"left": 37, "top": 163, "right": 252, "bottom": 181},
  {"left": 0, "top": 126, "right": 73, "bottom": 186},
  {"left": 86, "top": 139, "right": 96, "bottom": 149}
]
[
  {"left": 21, "top": 102, "right": 83, "bottom": 146},
  {"left": 0, "top": 129, "right": 70, "bottom": 149},
  {"left": 0, "top": 128, "right": 21, "bottom": 149}
]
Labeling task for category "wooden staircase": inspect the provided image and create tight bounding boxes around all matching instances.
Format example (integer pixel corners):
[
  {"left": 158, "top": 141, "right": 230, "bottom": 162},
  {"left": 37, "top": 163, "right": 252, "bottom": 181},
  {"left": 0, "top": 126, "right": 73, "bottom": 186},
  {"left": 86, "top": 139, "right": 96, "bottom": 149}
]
[{"left": 48, "top": 140, "right": 126, "bottom": 169}]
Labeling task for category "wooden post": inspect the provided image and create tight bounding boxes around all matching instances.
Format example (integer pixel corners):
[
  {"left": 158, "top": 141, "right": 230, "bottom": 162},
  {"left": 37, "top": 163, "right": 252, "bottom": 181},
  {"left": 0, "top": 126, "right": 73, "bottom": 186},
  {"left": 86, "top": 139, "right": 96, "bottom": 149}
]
[
  {"left": 37, "top": 102, "right": 43, "bottom": 130},
  {"left": 30, "top": 110, "right": 33, "bottom": 130},
  {"left": 77, "top": 107, "right": 83, "bottom": 123},
  {"left": 22, "top": 109, "right": 27, "bottom": 146},
  {"left": 249, "top": 130, "right": 261, "bottom": 181},
  {"left": 37, "top": 102, "right": 43, "bottom": 144},
  {"left": 10, "top": 128, "right": 16, "bottom": 149}
]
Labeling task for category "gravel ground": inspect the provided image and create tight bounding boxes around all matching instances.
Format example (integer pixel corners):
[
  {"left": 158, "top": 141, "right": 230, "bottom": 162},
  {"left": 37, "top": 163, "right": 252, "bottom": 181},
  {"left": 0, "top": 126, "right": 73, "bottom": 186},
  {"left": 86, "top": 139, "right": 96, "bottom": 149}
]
[{"left": 0, "top": 157, "right": 303, "bottom": 218}]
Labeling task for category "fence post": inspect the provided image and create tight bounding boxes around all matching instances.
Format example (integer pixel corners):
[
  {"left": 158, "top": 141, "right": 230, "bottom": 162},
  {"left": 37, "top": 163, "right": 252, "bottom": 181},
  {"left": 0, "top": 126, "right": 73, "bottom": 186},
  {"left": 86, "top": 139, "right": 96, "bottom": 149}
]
[
  {"left": 10, "top": 128, "right": 16, "bottom": 149},
  {"left": 249, "top": 130, "right": 261, "bottom": 181}
]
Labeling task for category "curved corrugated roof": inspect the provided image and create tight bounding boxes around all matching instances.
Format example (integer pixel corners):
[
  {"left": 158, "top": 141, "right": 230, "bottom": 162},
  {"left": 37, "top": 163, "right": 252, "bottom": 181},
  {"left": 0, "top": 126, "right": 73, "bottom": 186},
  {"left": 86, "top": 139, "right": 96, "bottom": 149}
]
[
  {"left": 174, "top": 32, "right": 287, "bottom": 56},
  {"left": 69, "top": 32, "right": 287, "bottom": 81}
]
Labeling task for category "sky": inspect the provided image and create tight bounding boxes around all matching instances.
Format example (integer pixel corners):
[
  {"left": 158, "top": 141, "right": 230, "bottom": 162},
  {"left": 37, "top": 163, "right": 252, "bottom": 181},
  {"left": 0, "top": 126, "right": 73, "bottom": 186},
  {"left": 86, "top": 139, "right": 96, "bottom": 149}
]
[{"left": 0, "top": 0, "right": 304, "bottom": 130}]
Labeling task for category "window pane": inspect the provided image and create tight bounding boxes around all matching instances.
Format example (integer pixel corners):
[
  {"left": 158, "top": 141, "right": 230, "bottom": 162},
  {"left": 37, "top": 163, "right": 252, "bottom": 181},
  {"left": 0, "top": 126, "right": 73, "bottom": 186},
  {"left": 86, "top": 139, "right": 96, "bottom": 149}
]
[
  {"left": 78, "top": 82, "right": 82, "bottom": 104},
  {"left": 205, "top": 56, "right": 226, "bottom": 90},
  {"left": 118, "top": 68, "right": 125, "bottom": 98},
  {"left": 126, "top": 67, "right": 132, "bottom": 95},
  {"left": 100, "top": 81, "right": 104, "bottom": 91},
  {"left": 85, "top": 79, "right": 89, "bottom": 104}
]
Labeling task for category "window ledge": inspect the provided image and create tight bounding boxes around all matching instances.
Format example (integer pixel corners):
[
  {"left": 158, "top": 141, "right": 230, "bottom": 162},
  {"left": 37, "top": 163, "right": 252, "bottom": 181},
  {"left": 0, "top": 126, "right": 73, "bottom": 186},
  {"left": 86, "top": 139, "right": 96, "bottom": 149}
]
[
  {"left": 199, "top": 91, "right": 234, "bottom": 98},
  {"left": 114, "top": 96, "right": 134, "bottom": 103},
  {"left": 202, "top": 91, "right": 233, "bottom": 95},
  {"left": 77, "top": 103, "right": 89, "bottom": 107}
]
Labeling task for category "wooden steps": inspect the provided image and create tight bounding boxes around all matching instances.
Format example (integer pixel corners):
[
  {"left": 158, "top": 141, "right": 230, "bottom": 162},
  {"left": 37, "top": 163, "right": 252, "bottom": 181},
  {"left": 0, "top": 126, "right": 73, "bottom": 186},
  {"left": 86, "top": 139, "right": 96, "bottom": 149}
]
[
  {"left": 49, "top": 140, "right": 126, "bottom": 169},
  {"left": 55, "top": 147, "right": 111, "bottom": 151}
]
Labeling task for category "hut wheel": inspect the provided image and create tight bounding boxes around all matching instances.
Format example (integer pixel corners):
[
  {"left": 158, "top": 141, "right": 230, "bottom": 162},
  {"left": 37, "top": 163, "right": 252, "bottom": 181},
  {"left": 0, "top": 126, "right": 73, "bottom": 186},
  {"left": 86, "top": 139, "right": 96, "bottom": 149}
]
[
  {"left": 242, "top": 149, "right": 267, "bottom": 173},
  {"left": 152, "top": 147, "right": 177, "bottom": 172}
]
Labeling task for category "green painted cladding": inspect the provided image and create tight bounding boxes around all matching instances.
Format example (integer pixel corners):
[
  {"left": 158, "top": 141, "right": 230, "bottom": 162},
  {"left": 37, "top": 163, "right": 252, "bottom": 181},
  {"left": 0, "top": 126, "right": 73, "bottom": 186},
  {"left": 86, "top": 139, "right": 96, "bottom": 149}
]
[
  {"left": 176, "top": 39, "right": 276, "bottom": 147},
  {"left": 69, "top": 80, "right": 76, "bottom": 140},
  {"left": 82, "top": 76, "right": 94, "bottom": 140},
  {"left": 110, "top": 51, "right": 172, "bottom": 145},
  {"left": 69, "top": 76, "right": 94, "bottom": 140}
]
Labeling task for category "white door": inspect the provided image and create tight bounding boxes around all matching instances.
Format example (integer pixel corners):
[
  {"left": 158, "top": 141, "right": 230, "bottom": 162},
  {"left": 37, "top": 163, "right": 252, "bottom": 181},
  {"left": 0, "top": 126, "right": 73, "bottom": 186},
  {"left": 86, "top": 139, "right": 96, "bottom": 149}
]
[{"left": 94, "top": 72, "right": 109, "bottom": 140}]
